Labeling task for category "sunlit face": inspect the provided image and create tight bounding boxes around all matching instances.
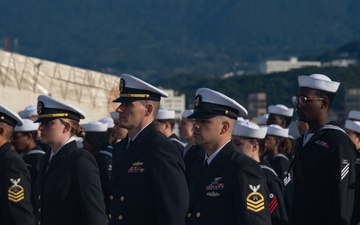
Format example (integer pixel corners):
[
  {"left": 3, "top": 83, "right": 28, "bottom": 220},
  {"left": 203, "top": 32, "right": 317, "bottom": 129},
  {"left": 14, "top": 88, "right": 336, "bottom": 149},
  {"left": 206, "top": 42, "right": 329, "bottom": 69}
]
[
  {"left": 116, "top": 101, "right": 148, "bottom": 131},
  {"left": 38, "top": 119, "right": 68, "bottom": 147},
  {"left": 295, "top": 87, "right": 325, "bottom": 123},
  {"left": 232, "top": 135, "right": 253, "bottom": 157},
  {"left": 11, "top": 132, "right": 29, "bottom": 152},
  {"left": 193, "top": 117, "right": 223, "bottom": 149},
  {"left": 178, "top": 117, "right": 195, "bottom": 141}
]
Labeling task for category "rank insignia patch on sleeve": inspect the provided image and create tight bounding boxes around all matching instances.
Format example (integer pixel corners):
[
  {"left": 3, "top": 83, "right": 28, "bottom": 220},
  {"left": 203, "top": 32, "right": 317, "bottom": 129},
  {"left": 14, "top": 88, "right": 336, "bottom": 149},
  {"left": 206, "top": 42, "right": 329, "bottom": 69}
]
[
  {"left": 246, "top": 184, "right": 265, "bottom": 212},
  {"left": 8, "top": 178, "right": 25, "bottom": 203}
]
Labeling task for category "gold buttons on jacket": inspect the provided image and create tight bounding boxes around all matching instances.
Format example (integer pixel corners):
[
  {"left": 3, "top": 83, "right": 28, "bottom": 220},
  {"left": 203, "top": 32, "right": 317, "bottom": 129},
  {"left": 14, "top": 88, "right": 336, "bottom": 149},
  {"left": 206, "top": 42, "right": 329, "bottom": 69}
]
[
  {"left": 109, "top": 195, "right": 114, "bottom": 200},
  {"left": 108, "top": 214, "right": 112, "bottom": 219},
  {"left": 187, "top": 213, "right": 191, "bottom": 218},
  {"left": 38, "top": 221, "right": 41, "bottom": 225},
  {"left": 38, "top": 195, "right": 41, "bottom": 200},
  {"left": 38, "top": 208, "right": 41, "bottom": 213},
  {"left": 120, "top": 196, "right": 125, "bottom": 201},
  {"left": 118, "top": 215, "right": 123, "bottom": 220},
  {"left": 196, "top": 212, "right": 201, "bottom": 218}
]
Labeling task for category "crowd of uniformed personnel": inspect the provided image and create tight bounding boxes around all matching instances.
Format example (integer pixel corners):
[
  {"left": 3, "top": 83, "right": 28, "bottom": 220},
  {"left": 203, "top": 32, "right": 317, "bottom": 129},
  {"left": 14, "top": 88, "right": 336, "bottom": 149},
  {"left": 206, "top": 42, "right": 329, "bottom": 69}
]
[{"left": 0, "top": 73, "right": 359, "bottom": 225}]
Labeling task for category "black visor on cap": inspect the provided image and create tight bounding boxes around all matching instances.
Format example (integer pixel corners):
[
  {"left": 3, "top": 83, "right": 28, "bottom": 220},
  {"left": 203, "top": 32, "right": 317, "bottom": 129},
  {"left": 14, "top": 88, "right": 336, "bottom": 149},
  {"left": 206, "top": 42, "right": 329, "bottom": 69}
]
[
  {"left": 113, "top": 87, "right": 162, "bottom": 103},
  {"left": 34, "top": 107, "right": 81, "bottom": 123},
  {"left": 188, "top": 102, "right": 239, "bottom": 119}
]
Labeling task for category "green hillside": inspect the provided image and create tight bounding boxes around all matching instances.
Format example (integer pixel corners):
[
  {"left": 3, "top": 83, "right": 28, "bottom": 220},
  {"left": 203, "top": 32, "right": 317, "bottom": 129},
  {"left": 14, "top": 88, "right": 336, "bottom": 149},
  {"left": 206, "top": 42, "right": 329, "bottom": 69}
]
[{"left": 1, "top": 0, "right": 360, "bottom": 78}]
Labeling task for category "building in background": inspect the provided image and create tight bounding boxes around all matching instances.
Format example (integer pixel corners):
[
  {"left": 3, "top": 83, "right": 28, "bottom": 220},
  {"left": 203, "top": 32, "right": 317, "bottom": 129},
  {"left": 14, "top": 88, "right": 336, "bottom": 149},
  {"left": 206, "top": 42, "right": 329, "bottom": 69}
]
[
  {"left": 259, "top": 57, "right": 321, "bottom": 74},
  {"left": 160, "top": 89, "right": 186, "bottom": 120},
  {"left": 247, "top": 92, "right": 267, "bottom": 120},
  {"left": 0, "top": 50, "right": 119, "bottom": 122}
]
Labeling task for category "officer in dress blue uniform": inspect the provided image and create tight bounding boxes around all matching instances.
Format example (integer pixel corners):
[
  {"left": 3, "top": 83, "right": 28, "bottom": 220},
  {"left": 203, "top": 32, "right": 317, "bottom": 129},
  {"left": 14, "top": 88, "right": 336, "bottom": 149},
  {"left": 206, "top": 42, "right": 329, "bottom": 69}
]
[
  {"left": 0, "top": 104, "right": 35, "bottom": 225},
  {"left": 154, "top": 109, "right": 186, "bottom": 154},
  {"left": 185, "top": 88, "right": 271, "bottom": 225},
  {"left": 232, "top": 121, "right": 289, "bottom": 225},
  {"left": 108, "top": 73, "right": 189, "bottom": 225},
  {"left": 34, "top": 95, "right": 107, "bottom": 225},
  {"left": 290, "top": 74, "right": 356, "bottom": 225}
]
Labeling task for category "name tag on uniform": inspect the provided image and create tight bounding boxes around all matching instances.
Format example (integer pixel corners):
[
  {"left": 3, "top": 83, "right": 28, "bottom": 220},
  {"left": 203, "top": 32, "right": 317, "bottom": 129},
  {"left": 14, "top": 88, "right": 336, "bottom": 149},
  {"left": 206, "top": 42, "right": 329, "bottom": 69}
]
[{"left": 128, "top": 161, "right": 145, "bottom": 173}]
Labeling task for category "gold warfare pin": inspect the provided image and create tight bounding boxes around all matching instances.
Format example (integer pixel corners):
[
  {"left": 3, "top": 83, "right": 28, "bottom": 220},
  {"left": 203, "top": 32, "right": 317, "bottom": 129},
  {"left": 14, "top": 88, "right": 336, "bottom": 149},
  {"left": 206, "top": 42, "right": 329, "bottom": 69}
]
[
  {"left": 246, "top": 184, "right": 265, "bottom": 213},
  {"left": 8, "top": 178, "right": 25, "bottom": 203}
]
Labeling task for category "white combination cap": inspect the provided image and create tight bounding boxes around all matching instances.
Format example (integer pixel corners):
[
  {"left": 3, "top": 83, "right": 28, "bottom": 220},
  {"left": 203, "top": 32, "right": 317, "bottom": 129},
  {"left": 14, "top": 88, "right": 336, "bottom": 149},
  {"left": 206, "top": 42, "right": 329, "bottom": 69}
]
[
  {"left": 268, "top": 104, "right": 294, "bottom": 117},
  {"left": 188, "top": 88, "right": 248, "bottom": 119},
  {"left": 348, "top": 110, "right": 360, "bottom": 121},
  {"left": 155, "top": 109, "right": 176, "bottom": 120},
  {"left": 345, "top": 120, "right": 360, "bottom": 134},
  {"left": 266, "top": 124, "right": 289, "bottom": 138},
  {"left": 82, "top": 121, "right": 108, "bottom": 132},
  {"left": 298, "top": 74, "right": 340, "bottom": 93},
  {"left": 113, "top": 73, "right": 168, "bottom": 102},
  {"left": 0, "top": 104, "right": 23, "bottom": 127},
  {"left": 232, "top": 121, "right": 267, "bottom": 139},
  {"left": 18, "top": 105, "right": 38, "bottom": 119},
  {"left": 14, "top": 119, "right": 39, "bottom": 132},
  {"left": 35, "top": 95, "right": 86, "bottom": 122},
  {"left": 256, "top": 114, "right": 269, "bottom": 126},
  {"left": 99, "top": 117, "right": 115, "bottom": 128}
]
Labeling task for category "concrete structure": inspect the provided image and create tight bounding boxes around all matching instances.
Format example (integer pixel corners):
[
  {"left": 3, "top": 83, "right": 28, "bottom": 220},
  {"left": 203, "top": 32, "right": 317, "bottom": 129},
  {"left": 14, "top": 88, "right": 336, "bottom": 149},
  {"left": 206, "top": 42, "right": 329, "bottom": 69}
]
[
  {"left": 259, "top": 57, "right": 321, "bottom": 74},
  {"left": 0, "top": 50, "right": 120, "bottom": 122}
]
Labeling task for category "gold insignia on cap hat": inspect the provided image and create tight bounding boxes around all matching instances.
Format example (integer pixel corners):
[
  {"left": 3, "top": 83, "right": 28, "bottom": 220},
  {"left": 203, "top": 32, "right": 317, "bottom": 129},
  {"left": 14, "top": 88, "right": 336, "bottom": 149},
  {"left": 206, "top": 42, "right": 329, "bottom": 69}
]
[
  {"left": 119, "top": 79, "right": 125, "bottom": 94},
  {"left": 37, "top": 101, "right": 44, "bottom": 115},
  {"left": 194, "top": 95, "right": 201, "bottom": 107}
]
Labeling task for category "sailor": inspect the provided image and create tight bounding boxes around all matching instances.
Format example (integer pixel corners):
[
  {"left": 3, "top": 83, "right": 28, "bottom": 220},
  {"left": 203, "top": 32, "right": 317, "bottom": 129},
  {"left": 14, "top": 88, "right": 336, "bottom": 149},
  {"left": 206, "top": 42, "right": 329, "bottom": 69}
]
[
  {"left": 34, "top": 95, "right": 107, "bottom": 225},
  {"left": 290, "top": 74, "right": 356, "bottom": 225},
  {"left": 232, "top": 121, "right": 289, "bottom": 225},
  {"left": 108, "top": 73, "right": 188, "bottom": 225},
  {"left": 185, "top": 88, "right": 271, "bottom": 225},
  {"left": 154, "top": 109, "right": 186, "bottom": 154},
  {"left": 0, "top": 104, "right": 35, "bottom": 225},
  {"left": 82, "top": 121, "right": 112, "bottom": 214}
]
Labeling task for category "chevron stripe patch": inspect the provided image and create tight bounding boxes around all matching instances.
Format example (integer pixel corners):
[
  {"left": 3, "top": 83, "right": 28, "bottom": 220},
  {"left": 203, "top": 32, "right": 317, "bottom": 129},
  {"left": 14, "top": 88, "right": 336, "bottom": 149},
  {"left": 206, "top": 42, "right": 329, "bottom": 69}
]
[
  {"left": 341, "top": 162, "right": 349, "bottom": 181},
  {"left": 8, "top": 178, "right": 25, "bottom": 203}
]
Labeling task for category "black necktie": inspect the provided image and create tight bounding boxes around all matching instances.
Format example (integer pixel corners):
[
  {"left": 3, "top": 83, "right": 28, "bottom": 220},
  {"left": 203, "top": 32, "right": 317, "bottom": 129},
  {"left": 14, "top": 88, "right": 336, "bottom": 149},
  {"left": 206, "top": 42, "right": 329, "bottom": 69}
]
[
  {"left": 125, "top": 139, "right": 133, "bottom": 150},
  {"left": 202, "top": 159, "right": 209, "bottom": 172}
]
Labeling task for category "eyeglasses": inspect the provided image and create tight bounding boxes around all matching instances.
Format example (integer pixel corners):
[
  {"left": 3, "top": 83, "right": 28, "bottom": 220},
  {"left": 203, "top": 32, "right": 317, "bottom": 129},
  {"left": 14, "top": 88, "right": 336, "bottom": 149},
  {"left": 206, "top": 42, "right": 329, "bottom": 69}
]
[{"left": 292, "top": 96, "right": 324, "bottom": 106}]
